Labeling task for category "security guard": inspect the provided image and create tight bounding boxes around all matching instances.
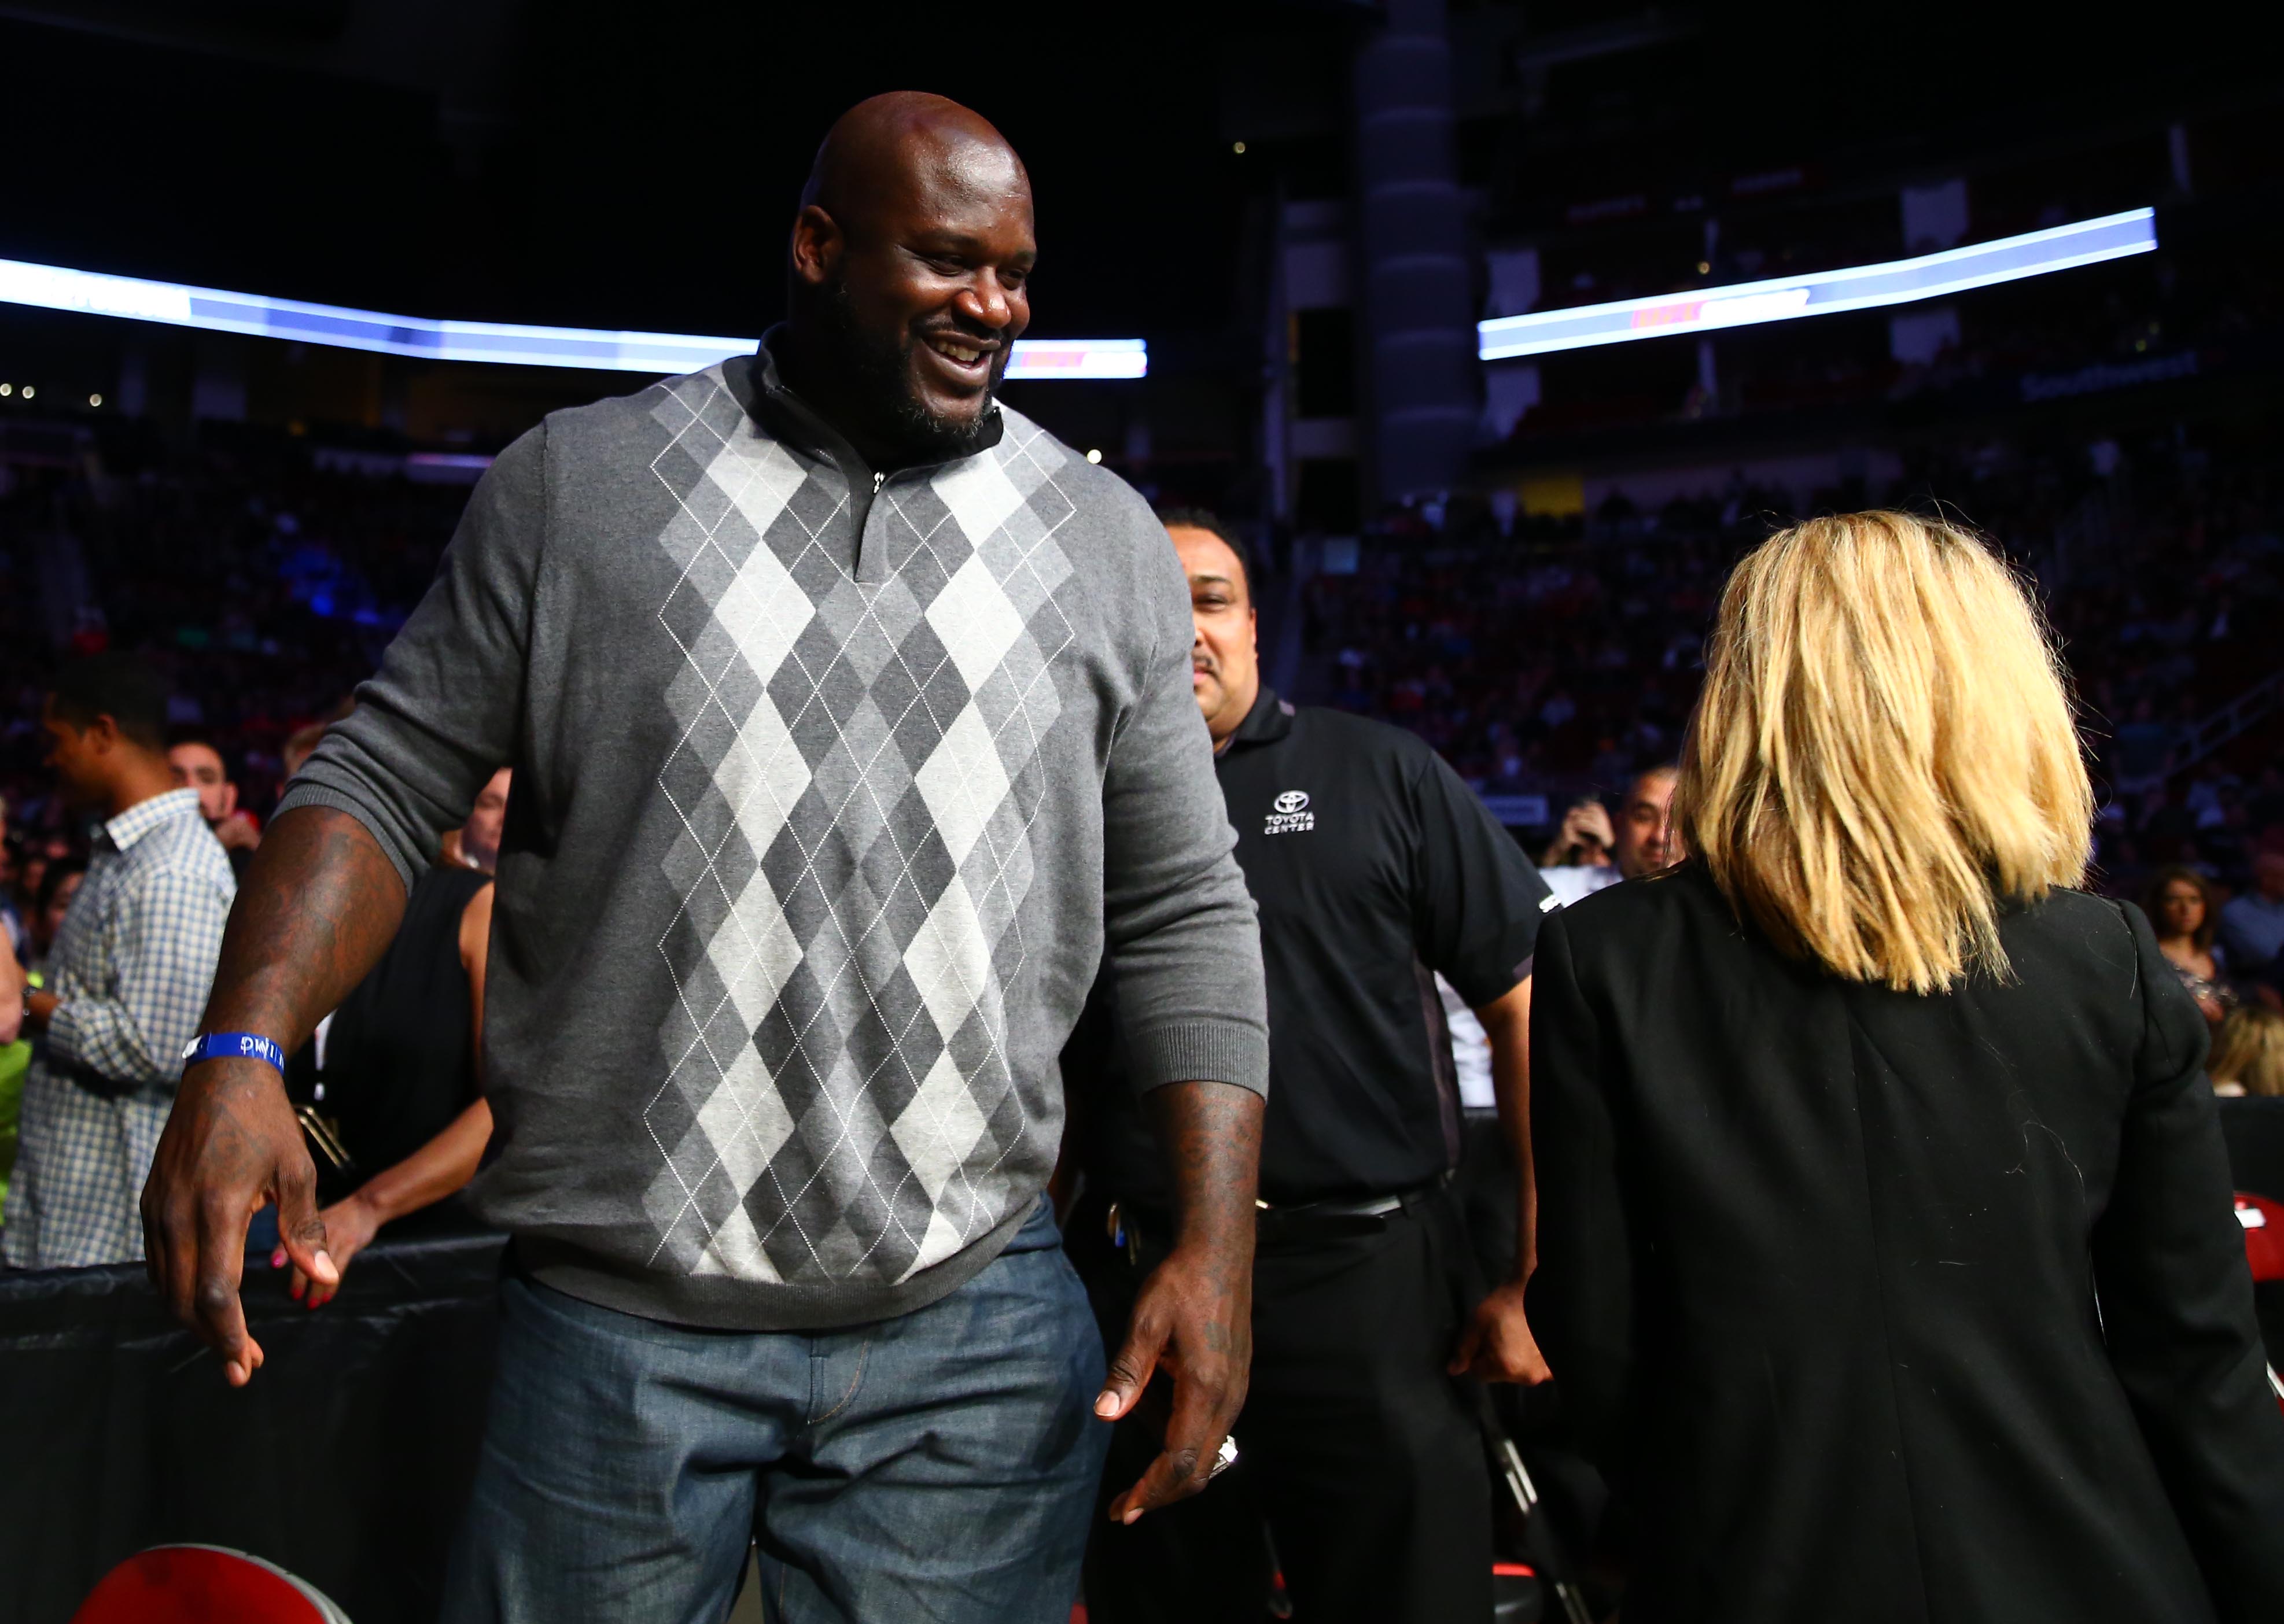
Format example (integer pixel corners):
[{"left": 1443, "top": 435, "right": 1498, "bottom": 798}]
[{"left": 1070, "top": 509, "right": 1554, "bottom": 1624}]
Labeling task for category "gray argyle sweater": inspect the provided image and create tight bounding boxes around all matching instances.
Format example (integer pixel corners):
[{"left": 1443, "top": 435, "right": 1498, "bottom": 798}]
[{"left": 282, "top": 346, "right": 1267, "bottom": 1330}]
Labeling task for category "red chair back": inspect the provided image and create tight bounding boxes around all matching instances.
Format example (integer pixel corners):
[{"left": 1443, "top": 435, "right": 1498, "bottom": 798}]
[
  {"left": 2237, "top": 1193, "right": 2284, "bottom": 1284},
  {"left": 69, "top": 1545, "right": 348, "bottom": 1624}
]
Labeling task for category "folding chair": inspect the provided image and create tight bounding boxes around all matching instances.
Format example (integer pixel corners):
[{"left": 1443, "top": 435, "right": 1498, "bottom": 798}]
[
  {"left": 1476, "top": 1387, "right": 1596, "bottom": 1624},
  {"left": 69, "top": 1544, "right": 351, "bottom": 1624}
]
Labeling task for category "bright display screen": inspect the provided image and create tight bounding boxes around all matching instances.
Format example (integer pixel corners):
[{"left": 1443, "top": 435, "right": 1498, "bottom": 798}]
[
  {"left": 0, "top": 256, "right": 1145, "bottom": 379},
  {"left": 1478, "top": 208, "right": 2157, "bottom": 360}
]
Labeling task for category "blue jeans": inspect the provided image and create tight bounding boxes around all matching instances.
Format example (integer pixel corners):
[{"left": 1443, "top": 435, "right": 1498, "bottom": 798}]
[{"left": 441, "top": 1198, "right": 1108, "bottom": 1623}]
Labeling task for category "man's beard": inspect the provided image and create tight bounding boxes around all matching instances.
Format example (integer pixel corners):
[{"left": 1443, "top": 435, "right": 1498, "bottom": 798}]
[{"left": 817, "top": 273, "right": 1004, "bottom": 463}]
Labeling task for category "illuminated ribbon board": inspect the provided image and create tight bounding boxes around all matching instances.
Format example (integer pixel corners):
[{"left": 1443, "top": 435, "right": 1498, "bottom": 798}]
[
  {"left": 1478, "top": 208, "right": 2156, "bottom": 361},
  {"left": 0, "top": 256, "right": 1146, "bottom": 379}
]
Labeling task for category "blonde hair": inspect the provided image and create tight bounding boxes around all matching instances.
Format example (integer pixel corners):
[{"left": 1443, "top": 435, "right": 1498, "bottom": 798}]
[
  {"left": 1676, "top": 511, "right": 2092, "bottom": 994},
  {"left": 2212, "top": 1006, "right": 2284, "bottom": 1099}
]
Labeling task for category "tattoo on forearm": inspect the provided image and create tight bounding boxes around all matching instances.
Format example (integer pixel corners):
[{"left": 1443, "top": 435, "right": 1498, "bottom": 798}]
[
  {"left": 201, "top": 806, "right": 407, "bottom": 1049},
  {"left": 1149, "top": 1080, "right": 1263, "bottom": 1272}
]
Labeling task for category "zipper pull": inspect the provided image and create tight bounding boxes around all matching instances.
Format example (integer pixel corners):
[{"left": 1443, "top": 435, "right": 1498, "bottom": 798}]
[{"left": 872, "top": 470, "right": 886, "bottom": 494}]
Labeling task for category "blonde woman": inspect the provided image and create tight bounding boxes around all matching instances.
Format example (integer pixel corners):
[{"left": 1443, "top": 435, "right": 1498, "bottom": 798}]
[
  {"left": 2211, "top": 1005, "right": 2284, "bottom": 1099},
  {"left": 1527, "top": 513, "right": 2284, "bottom": 1624},
  {"left": 2215, "top": 1007, "right": 2284, "bottom": 1205}
]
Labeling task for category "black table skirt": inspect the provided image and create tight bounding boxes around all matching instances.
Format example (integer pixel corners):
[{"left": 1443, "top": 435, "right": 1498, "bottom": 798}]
[{"left": 0, "top": 1221, "right": 504, "bottom": 1624}]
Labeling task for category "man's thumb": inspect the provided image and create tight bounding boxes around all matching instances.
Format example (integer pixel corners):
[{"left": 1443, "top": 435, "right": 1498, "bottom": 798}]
[
  {"left": 276, "top": 1174, "right": 338, "bottom": 1286},
  {"left": 1096, "top": 1327, "right": 1162, "bottom": 1420}
]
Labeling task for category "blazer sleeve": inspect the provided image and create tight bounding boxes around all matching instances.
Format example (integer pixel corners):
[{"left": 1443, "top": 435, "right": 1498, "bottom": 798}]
[
  {"left": 2093, "top": 902, "right": 2284, "bottom": 1623},
  {"left": 1525, "top": 906, "right": 1635, "bottom": 1474}
]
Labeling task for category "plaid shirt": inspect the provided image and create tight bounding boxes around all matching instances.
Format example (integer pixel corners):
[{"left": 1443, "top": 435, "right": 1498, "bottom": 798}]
[{"left": 1, "top": 789, "right": 235, "bottom": 1268}]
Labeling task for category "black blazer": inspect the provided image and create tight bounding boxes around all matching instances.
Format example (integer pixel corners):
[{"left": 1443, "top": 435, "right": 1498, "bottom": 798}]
[
  {"left": 1529, "top": 863, "right": 2284, "bottom": 1624},
  {"left": 2219, "top": 1095, "right": 2284, "bottom": 1204}
]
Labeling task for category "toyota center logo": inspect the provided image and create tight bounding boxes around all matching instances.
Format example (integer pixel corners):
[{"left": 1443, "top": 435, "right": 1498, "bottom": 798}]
[{"left": 1265, "top": 789, "right": 1316, "bottom": 835}]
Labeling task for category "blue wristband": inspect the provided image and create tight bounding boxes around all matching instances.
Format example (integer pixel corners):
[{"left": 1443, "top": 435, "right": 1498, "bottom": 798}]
[{"left": 181, "top": 1031, "right": 289, "bottom": 1075}]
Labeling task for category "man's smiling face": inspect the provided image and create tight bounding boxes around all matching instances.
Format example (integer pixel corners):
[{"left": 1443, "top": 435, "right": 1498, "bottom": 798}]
[{"left": 797, "top": 128, "right": 1035, "bottom": 460}]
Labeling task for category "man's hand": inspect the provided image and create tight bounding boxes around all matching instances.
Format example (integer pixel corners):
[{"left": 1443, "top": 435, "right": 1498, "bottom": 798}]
[
  {"left": 1096, "top": 1234, "right": 1252, "bottom": 1522},
  {"left": 1097, "top": 1078, "right": 1263, "bottom": 1523},
  {"left": 214, "top": 811, "right": 263, "bottom": 852},
  {"left": 139, "top": 805, "right": 407, "bottom": 1383},
  {"left": 1465, "top": 976, "right": 1548, "bottom": 1385},
  {"left": 1449, "top": 1278, "right": 1551, "bottom": 1384},
  {"left": 143, "top": 1060, "right": 335, "bottom": 1383},
  {"left": 1562, "top": 799, "right": 1615, "bottom": 853}
]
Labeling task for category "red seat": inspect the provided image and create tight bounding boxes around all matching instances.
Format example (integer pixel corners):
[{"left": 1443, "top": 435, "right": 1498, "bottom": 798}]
[
  {"left": 2236, "top": 1193, "right": 2284, "bottom": 1283},
  {"left": 69, "top": 1545, "right": 349, "bottom": 1624},
  {"left": 2237, "top": 1194, "right": 2284, "bottom": 1415}
]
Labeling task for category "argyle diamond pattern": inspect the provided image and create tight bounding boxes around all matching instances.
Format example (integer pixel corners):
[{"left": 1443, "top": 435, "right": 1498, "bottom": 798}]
[{"left": 640, "top": 367, "right": 1078, "bottom": 1287}]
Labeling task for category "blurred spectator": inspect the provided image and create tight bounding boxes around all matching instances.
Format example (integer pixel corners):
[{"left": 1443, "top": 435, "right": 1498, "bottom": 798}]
[
  {"left": 277, "top": 697, "right": 355, "bottom": 788},
  {"left": 167, "top": 734, "right": 262, "bottom": 881},
  {"left": 2211, "top": 1005, "right": 2284, "bottom": 1099},
  {"left": 1541, "top": 765, "right": 1682, "bottom": 907},
  {"left": 0, "top": 928, "right": 23, "bottom": 1215},
  {"left": 0, "top": 920, "right": 21, "bottom": 1049},
  {"left": 1540, "top": 797, "right": 1619, "bottom": 905},
  {"left": 28, "top": 861, "right": 87, "bottom": 980},
  {"left": 281, "top": 719, "right": 330, "bottom": 783},
  {"left": 0, "top": 655, "right": 235, "bottom": 1269},
  {"left": 2143, "top": 866, "right": 2234, "bottom": 1027},
  {"left": 1612, "top": 763, "right": 1681, "bottom": 877},
  {"left": 16, "top": 846, "right": 51, "bottom": 927},
  {"left": 270, "top": 769, "right": 507, "bottom": 1304},
  {"left": 2220, "top": 850, "right": 2284, "bottom": 981},
  {"left": 0, "top": 796, "right": 23, "bottom": 963},
  {"left": 2217, "top": 1015, "right": 2284, "bottom": 1202}
]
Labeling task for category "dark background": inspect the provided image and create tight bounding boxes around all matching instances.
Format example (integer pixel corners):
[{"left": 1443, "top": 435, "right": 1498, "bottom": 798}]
[{"left": 2, "top": 1, "right": 2276, "bottom": 342}]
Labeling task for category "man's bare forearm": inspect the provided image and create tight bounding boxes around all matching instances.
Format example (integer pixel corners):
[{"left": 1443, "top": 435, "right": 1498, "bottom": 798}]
[
  {"left": 200, "top": 804, "right": 407, "bottom": 1048},
  {"left": 1098, "top": 1077, "right": 1264, "bottom": 1519},
  {"left": 1481, "top": 978, "right": 1535, "bottom": 1281},
  {"left": 1149, "top": 1079, "right": 1264, "bottom": 1258}
]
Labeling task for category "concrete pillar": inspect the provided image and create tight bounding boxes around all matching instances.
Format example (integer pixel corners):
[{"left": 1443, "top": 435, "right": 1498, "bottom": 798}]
[{"left": 1353, "top": 0, "right": 1473, "bottom": 505}]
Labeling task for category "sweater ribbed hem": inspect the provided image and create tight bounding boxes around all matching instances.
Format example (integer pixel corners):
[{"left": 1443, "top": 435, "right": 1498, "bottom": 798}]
[
  {"left": 274, "top": 784, "right": 421, "bottom": 895},
  {"left": 1128, "top": 1018, "right": 1271, "bottom": 1097},
  {"left": 513, "top": 1195, "right": 1035, "bottom": 1332}
]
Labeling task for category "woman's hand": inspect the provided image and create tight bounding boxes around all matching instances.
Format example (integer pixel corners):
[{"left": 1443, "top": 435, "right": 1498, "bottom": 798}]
[{"left": 271, "top": 1193, "right": 380, "bottom": 1308}]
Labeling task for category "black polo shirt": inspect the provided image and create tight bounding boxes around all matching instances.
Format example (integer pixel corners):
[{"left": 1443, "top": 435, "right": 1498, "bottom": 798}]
[{"left": 1070, "top": 685, "right": 1553, "bottom": 1208}]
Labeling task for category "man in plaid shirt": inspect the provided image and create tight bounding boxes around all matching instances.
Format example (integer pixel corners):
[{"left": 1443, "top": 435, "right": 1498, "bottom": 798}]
[{"left": 2, "top": 654, "right": 234, "bottom": 1268}]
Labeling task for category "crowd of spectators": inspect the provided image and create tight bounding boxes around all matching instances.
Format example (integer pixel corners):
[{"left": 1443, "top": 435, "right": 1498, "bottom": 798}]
[
  {"left": 6, "top": 397, "right": 2284, "bottom": 1258},
  {"left": 0, "top": 426, "right": 467, "bottom": 852},
  {"left": 1299, "top": 420, "right": 2284, "bottom": 928},
  {"left": 0, "top": 430, "right": 489, "bottom": 1254}
]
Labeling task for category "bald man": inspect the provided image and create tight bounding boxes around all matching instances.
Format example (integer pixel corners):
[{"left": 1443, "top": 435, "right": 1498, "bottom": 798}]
[{"left": 142, "top": 94, "right": 1268, "bottom": 1624}]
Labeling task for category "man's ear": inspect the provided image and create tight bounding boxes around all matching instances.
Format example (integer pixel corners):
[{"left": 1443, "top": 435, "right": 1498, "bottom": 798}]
[
  {"left": 82, "top": 714, "right": 121, "bottom": 756},
  {"left": 218, "top": 781, "right": 239, "bottom": 818},
  {"left": 1248, "top": 606, "right": 1259, "bottom": 652},
  {"left": 790, "top": 204, "right": 843, "bottom": 290}
]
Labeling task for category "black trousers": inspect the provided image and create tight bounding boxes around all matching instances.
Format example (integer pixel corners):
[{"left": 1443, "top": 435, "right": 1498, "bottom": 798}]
[{"left": 1075, "top": 1195, "right": 1493, "bottom": 1624}]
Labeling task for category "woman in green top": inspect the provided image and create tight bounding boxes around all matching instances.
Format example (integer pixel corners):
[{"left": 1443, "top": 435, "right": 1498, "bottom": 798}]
[{"left": 0, "top": 928, "right": 24, "bottom": 1210}]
